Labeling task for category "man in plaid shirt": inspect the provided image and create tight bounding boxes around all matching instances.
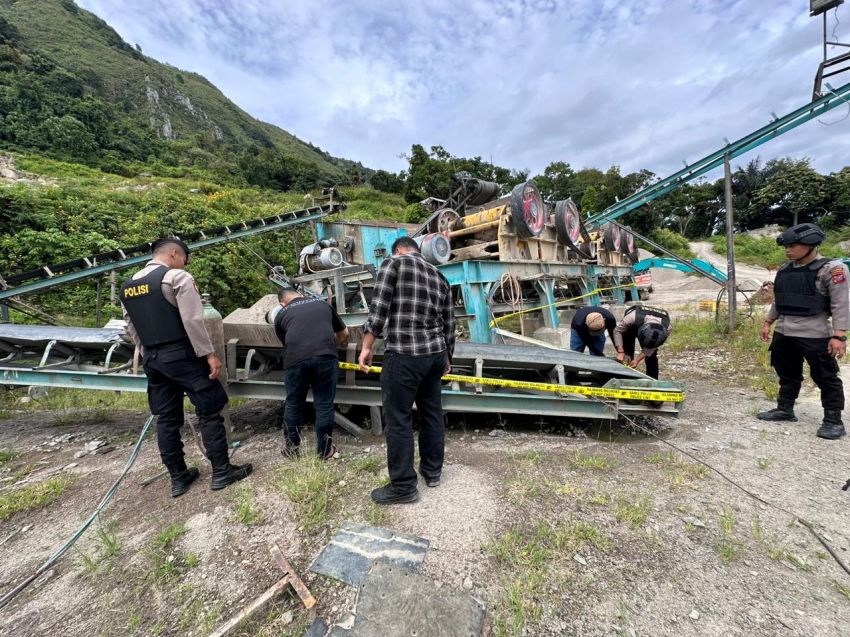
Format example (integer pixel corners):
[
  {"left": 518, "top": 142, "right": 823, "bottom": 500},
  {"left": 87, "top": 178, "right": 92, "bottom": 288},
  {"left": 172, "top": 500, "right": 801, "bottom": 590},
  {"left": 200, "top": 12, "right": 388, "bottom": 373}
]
[{"left": 359, "top": 236, "right": 455, "bottom": 504}]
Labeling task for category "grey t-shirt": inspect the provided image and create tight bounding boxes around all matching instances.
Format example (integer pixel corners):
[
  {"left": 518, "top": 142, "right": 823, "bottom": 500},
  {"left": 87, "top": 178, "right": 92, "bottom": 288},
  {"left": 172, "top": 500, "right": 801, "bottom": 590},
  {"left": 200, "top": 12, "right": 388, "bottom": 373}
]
[
  {"left": 273, "top": 297, "right": 346, "bottom": 368},
  {"left": 767, "top": 258, "right": 850, "bottom": 338}
]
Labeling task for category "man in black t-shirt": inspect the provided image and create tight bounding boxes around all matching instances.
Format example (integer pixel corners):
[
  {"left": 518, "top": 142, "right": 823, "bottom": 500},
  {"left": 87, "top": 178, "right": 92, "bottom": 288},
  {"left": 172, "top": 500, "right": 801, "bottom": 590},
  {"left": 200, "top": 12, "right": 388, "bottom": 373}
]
[
  {"left": 274, "top": 288, "right": 349, "bottom": 458},
  {"left": 570, "top": 306, "right": 616, "bottom": 356}
]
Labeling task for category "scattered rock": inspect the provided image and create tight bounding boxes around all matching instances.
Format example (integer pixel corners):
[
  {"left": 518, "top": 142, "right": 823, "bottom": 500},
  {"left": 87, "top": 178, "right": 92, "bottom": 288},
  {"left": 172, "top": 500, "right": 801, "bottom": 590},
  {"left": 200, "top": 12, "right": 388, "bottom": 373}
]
[
  {"left": 74, "top": 450, "right": 88, "bottom": 459},
  {"left": 17, "top": 396, "right": 32, "bottom": 405},
  {"left": 84, "top": 440, "right": 106, "bottom": 452},
  {"left": 27, "top": 386, "right": 48, "bottom": 400},
  {"left": 280, "top": 610, "right": 293, "bottom": 625},
  {"left": 35, "top": 569, "right": 56, "bottom": 586},
  {"left": 92, "top": 445, "right": 116, "bottom": 455},
  {"left": 689, "top": 610, "right": 700, "bottom": 620},
  {"left": 462, "top": 576, "right": 473, "bottom": 590},
  {"left": 574, "top": 554, "right": 587, "bottom": 566},
  {"left": 682, "top": 516, "right": 707, "bottom": 529},
  {"left": 338, "top": 480, "right": 347, "bottom": 487},
  {"left": 488, "top": 429, "right": 507, "bottom": 437}
]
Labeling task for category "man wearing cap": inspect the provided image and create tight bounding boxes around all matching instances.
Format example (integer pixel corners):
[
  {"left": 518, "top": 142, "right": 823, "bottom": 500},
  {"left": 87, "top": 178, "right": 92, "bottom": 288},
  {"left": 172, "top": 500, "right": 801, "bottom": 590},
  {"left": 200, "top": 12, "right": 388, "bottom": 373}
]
[
  {"left": 570, "top": 306, "right": 616, "bottom": 356},
  {"left": 613, "top": 306, "right": 672, "bottom": 379},
  {"left": 757, "top": 223, "right": 848, "bottom": 440},
  {"left": 121, "top": 238, "right": 252, "bottom": 497}
]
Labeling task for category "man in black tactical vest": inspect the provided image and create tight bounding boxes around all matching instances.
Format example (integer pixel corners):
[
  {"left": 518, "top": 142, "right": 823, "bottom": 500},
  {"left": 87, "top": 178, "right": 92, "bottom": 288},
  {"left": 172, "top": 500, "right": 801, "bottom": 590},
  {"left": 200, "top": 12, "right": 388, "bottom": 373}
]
[
  {"left": 758, "top": 224, "right": 848, "bottom": 439},
  {"left": 121, "top": 238, "right": 252, "bottom": 496},
  {"left": 613, "top": 305, "right": 672, "bottom": 379}
]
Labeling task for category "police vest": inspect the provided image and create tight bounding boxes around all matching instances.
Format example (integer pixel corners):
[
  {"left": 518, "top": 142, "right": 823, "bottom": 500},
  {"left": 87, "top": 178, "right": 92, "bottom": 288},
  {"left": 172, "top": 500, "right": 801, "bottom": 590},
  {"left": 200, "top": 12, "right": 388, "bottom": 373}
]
[
  {"left": 120, "top": 265, "right": 190, "bottom": 348},
  {"left": 773, "top": 258, "right": 831, "bottom": 317},
  {"left": 624, "top": 305, "right": 671, "bottom": 330}
]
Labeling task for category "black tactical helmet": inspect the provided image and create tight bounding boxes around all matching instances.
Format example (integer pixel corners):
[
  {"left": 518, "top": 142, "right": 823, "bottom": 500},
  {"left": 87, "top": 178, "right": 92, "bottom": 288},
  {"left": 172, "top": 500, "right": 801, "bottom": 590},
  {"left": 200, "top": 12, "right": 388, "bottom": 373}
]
[
  {"left": 775, "top": 223, "right": 826, "bottom": 246},
  {"left": 637, "top": 323, "right": 669, "bottom": 349}
]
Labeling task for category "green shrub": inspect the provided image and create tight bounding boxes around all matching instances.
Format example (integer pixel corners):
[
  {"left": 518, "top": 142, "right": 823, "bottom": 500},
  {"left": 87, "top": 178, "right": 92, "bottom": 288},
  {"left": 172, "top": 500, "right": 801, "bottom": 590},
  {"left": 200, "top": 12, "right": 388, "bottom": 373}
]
[{"left": 643, "top": 228, "right": 696, "bottom": 259}]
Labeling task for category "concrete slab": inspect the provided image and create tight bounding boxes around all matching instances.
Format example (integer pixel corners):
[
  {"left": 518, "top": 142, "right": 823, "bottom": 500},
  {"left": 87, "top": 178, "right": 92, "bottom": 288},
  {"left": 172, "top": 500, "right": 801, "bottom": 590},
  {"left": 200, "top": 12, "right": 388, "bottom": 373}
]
[
  {"left": 310, "top": 521, "right": 429, "bottom": 587},
  {"left": 350, "top": 562, "right": 485, "bottom": 637}
]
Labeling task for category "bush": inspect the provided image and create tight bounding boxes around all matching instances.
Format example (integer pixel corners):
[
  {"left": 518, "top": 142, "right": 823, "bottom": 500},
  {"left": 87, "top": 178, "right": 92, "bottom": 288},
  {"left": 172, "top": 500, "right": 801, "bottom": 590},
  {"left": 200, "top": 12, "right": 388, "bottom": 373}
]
[
  {"left": 711, "top": 228, "right": 849, "bottom": 269},
  {"left": 642, "top": 228, "right": 696, "bottom": 259}
]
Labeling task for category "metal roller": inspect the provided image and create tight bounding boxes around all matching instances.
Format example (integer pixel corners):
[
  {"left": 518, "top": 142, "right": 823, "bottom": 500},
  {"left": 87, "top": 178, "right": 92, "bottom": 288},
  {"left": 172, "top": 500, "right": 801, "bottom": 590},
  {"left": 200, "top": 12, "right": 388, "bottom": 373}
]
[
  {"left": 510, "top": 181, "right": 546, "bottom": 239},
  {"left": 619, "top": 226, "right": 634, "bottom": 254},
  {"left": 602, "top": 222, "right": 622, "bottom": 252}
]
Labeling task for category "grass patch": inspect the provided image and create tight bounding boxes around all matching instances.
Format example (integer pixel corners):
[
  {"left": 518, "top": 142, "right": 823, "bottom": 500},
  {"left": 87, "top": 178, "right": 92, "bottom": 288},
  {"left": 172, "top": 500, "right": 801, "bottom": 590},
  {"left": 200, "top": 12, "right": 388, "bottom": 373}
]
[
  {"left": 272, "top": 455, "right": 341, "bottom": 533},
  {"left": 485, "top": 519, "right": 610, "bottom": 636},
  {"left": 834, "top": 580, "right": 850, "bottom": 602},
  {"left": 145, "top": 521, "right": 192, "bottom": 581},
  {"left": 53, "top": 408, "right": 117, "bottom": 427},
  {"left": 0, "top": 387, "right": 150, "bottom": 415},
  {"left": 715, "top": 506, "right": 743, "bottom": 564},
  {"left": 366, "top": 503, "right": 388, "bottom": 527},
  {"left": 569, "top": 449, "right": 615, "bottom": 471},
  {"left": 716, "top": 538, "right": 743, "bottom": 564},
  {"left": 756, "top": 457, "right": 774, "bottom": 470},
  {"left": 0, "top": 475, "right": 72, "bottom": 520},
  {"left": 0, "top": 449, "right": 18, "bottom": 464},
  {"left": 667, "top": 316, "right": 777, "bottom": 398},
  {"left": 614, "top": 494, "right": 652, "bottom": 528},
  {"left": 350, "top": 456, "right": 382, "bottom": 474},
  {"left": 232, "top": 485, "right": 266, "bottom": 526},
  {"left": 79, "top": 519, "right": 122, "bottom": 571},
  {"left": 517, "top": 450, "right": 544, "bottom": 466},
  {"left": 645, "top": 450, "right": 708, "bottom": 489}
]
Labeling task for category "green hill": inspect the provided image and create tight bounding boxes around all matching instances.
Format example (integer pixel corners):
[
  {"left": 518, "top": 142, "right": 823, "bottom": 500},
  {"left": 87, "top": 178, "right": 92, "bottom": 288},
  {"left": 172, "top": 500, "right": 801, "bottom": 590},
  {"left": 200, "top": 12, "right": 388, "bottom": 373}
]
[{"left": 0, "top": 0, "right": 363, "bottom": 182}]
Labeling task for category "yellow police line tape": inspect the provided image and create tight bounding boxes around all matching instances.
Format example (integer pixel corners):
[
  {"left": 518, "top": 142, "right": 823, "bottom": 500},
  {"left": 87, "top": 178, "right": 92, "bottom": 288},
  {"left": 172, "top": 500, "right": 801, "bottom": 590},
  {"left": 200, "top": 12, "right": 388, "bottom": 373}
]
[
  {"left": 338, "top": 361, "right": 685, "bottom": 403},
  {"left": 490, "top": 283, "right": 639, "bottom": 327}
]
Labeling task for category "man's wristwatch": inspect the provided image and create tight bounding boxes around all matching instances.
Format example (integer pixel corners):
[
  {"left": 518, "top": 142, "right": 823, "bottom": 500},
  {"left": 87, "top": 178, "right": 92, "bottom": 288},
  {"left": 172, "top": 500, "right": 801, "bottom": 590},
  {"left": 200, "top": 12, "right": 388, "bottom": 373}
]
[{"left": 831, "top": 335, "right": 848, "bottom": 342}]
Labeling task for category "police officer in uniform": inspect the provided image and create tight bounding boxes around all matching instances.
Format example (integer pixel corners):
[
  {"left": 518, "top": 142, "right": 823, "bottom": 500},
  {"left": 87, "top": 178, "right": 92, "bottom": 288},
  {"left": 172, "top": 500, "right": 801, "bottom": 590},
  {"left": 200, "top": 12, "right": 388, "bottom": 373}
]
[
  {"left": 613, "top": 305, "right": 672, "bottom": 379},
  {"left": 121, "top": 238, "right": 252, "bottom": 496},
  {"left": 757, "top": 223, "right": 848, "bottom": 439}
]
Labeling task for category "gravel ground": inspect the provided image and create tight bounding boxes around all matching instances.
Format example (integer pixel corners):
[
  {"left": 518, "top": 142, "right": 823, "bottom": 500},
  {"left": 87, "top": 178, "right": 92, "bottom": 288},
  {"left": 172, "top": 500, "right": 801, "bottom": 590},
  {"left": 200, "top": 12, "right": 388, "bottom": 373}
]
[{"left": 1, "top": 350, "right": 849, "bottom": 636}]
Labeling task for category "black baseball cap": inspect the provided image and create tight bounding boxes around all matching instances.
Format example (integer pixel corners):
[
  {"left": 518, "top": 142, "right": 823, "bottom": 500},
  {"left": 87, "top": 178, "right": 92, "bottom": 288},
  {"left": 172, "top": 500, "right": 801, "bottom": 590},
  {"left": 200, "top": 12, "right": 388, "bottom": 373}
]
[{"left": 152, "top": 237, "right": 191, "bottom": 257}]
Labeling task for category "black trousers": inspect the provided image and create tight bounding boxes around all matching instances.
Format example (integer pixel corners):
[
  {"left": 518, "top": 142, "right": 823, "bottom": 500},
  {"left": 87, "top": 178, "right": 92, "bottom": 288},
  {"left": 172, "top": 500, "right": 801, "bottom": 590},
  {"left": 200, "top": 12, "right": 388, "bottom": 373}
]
[
  {"left": 283, "top": 355, "right": 338, "bottom": 457},
  {"left": 380, "top": 351, "right": 446, "bottom": 493},
  {"left": 143, "top": 343, "right": 230, "bottom": 471},
  {"left": 621, "top": 327, "right": 660, "bottom": 380},
  {"left": 770, "top": 331, "right": 844, "bottom": 410}
]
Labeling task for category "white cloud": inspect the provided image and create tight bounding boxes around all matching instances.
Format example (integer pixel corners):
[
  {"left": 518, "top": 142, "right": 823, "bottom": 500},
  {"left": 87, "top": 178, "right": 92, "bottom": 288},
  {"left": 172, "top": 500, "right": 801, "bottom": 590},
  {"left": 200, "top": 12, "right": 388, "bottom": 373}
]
[{"left": 78, "top": 0, "right": 850, "bottom": 178}]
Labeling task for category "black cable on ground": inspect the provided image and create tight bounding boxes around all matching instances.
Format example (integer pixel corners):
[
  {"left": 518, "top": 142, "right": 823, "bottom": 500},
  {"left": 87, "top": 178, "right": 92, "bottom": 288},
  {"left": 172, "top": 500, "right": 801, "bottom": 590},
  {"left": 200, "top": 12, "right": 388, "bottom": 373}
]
[
  {"left": 0, "top": 415, "right": 156, "bottom": 612},
  {"left": 614, "top": 408, "right": 850, "bottom": 578}
]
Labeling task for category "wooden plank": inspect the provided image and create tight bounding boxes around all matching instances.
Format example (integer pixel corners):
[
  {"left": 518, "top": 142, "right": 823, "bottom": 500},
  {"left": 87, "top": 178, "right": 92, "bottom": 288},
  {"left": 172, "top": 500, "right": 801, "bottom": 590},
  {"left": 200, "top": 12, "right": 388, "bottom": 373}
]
[
  {"left": 207, "top": 577, "right": 290, "bottom": 637},
  {"left": 270, "top": 544, "right": 316, "bottom": 609}
]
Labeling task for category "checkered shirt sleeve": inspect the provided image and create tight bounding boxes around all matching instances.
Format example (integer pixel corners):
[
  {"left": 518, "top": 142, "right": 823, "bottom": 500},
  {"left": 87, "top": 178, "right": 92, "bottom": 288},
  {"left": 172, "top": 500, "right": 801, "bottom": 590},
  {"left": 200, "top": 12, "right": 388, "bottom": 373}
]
[{"left": 364, "top": 252, "right": 455, "bottom": 359}]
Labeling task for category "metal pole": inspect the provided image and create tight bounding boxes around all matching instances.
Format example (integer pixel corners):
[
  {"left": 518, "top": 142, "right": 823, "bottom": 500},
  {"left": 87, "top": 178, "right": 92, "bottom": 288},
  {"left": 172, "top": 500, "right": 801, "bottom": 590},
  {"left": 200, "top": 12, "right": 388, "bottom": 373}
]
[
  {"left": 824, "top": 12, "right": 828, "bottom": 62},
  {"left": 723, "top": 154, "right": 737, "bottom": 332},
  {"left": 0, "top": 303, "right": 9, "bottom": 324},
  {"left": 109, "top": 271, "right": 116, "bottom": 305},
  {"left": 95, "top": 277, "right": 103, "bottom": 327}
]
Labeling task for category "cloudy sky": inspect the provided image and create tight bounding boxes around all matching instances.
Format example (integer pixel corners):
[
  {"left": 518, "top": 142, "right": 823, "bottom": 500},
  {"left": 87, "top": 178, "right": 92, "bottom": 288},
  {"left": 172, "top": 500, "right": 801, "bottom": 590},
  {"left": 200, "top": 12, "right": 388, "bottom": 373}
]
[{"left": 77, "top": 0, "right": 850, "bottom": 178}]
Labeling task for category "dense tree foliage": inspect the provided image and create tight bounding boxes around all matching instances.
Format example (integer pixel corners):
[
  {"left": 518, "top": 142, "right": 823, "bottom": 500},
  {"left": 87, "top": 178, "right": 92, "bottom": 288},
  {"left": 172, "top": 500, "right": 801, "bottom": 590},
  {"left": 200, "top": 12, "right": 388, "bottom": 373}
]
[{"left": 372, "top": 147, "right": 849, "bottom": 239}]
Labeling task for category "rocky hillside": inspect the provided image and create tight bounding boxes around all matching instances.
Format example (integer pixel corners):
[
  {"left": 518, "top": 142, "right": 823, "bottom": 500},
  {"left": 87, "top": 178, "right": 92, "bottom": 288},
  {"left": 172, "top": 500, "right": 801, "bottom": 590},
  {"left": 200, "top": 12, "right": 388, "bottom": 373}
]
[{"left": 0, "top": 0, "right": 363, "bottom": 181}]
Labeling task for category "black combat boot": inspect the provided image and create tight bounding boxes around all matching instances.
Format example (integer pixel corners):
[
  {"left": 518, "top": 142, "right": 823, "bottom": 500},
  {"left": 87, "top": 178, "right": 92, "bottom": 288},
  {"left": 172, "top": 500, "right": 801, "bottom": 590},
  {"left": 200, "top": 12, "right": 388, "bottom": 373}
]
[
  {"left": 816, "top": 410, "right": 846, "bottom": 440},
  {"left": 756, "top": 398, "right": 798, "bottom": 422},
  {"left": 209, "top": 455, "right": 253, "bottom": 490},
  {"left": 170, "top": 467, "right": 200, "bottom": 498}
]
